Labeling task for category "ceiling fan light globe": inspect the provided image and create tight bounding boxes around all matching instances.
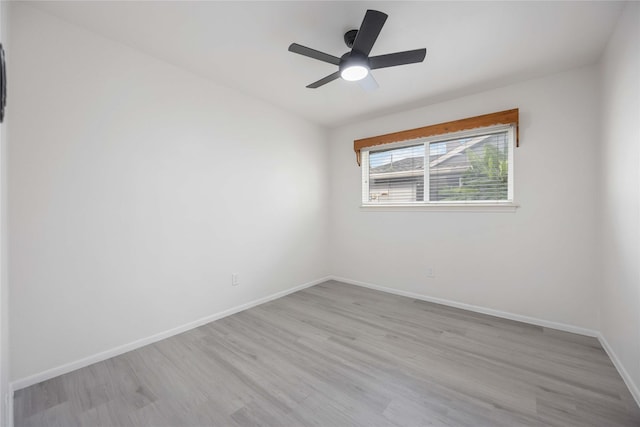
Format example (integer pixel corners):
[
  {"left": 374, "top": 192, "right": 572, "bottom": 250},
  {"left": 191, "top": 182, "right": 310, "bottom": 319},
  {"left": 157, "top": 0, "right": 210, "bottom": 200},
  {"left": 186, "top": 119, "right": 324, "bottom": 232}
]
[{"left": 341, "top": 65, "right": 369, "bottom": 81}]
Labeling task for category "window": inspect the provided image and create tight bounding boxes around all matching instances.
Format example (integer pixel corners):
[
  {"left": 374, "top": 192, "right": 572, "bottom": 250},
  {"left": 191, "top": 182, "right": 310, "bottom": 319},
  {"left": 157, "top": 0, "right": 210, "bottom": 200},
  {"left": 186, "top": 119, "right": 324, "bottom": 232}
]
[{"left": 361, "top": 124, "right": 515, "bottom": 205}]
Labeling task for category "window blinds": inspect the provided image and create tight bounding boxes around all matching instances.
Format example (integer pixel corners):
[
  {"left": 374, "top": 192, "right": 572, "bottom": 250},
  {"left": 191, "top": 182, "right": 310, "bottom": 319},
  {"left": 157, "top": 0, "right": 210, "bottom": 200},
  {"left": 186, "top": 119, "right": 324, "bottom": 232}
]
[{"left": 363, "top": 127, "right": 513, "bottom": 204}]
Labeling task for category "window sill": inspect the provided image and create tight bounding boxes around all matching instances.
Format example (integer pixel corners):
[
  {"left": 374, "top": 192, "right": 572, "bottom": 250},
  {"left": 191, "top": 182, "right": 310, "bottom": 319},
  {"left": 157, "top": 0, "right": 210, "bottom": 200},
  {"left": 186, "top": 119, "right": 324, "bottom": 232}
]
[{"left": 360, "top": 203, "right": 519, "bottom": 212}]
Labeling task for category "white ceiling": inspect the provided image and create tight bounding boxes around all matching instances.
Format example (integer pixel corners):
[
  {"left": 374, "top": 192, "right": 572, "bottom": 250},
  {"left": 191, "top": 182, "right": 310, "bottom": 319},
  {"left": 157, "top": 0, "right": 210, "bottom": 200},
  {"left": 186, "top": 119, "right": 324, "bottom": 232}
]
[{"left": 29, "top": 1, "right": 624, "bottom": 128}]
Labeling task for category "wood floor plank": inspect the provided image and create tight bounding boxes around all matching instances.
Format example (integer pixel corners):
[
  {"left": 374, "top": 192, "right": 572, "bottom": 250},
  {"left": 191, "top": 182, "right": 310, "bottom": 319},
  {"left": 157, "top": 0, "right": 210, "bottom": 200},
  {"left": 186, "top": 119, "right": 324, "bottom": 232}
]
[{"left": 14, "top": 280, "right": 640, "bottom": 426}]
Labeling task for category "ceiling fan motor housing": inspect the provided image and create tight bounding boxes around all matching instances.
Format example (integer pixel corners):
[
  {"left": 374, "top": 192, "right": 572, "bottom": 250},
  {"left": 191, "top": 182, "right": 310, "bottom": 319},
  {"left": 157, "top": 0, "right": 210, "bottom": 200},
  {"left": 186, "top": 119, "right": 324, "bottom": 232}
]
[{"left": 339, "top": 50, "right": 370, "bottom": 73}]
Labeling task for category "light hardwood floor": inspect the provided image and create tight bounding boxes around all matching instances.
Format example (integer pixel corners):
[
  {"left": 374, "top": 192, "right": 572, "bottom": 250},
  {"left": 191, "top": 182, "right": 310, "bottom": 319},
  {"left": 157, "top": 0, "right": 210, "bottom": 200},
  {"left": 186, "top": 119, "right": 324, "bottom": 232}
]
[{"left": 14, "top": 280, "right": 640, "bottom": 426}]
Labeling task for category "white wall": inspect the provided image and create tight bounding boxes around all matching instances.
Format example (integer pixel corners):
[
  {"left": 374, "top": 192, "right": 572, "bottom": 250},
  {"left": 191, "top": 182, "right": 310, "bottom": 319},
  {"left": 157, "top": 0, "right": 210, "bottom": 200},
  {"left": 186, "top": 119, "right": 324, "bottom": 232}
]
[
  {"left": 600, "top": 1, "right": 640, "bottom": 401},
  {"left": 0, "top": 1, "right": 10, "bottom": 424},
  {"left": 9, "top": 4, "right": 329, "bottom": 383},
  {"left": 329, "top": 66, "right": 601, "bottom": 331}
]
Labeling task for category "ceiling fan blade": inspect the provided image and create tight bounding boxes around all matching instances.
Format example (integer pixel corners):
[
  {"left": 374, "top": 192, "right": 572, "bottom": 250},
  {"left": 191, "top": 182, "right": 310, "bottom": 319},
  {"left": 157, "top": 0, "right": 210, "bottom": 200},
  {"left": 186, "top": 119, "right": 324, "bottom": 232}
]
[
  {"left": 288, "top": 43, "right": 341, "bottom": 65},
  {"left": 351, "top": 10, "right": 388, "bottom": 56},
  {"left": 358, "top": 73, "right": 379, "bottom": 92},
  {"left": 369, "top": 48, "right": 427, "bottom": 70},
  {"left": 306, "top": 71, "right": 341, "bottom": 89}
]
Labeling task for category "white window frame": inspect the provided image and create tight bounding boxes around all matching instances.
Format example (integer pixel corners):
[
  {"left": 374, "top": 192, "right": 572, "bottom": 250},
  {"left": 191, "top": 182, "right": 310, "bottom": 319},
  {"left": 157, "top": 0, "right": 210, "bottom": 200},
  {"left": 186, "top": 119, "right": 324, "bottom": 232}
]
[{"left": 361, "top": 124, "right": 518, "bottom": 211}]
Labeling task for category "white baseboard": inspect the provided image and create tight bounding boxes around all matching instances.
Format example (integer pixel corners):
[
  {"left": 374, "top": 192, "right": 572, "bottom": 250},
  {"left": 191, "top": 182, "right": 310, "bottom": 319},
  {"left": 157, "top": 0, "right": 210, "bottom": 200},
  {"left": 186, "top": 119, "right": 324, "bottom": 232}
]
[
  {"left": 596, "top": 332, "right": 640, "bottom": 408},
  {"left": 329, "top": 276, "right": 599, "bottom": 337},
  {"left": 11, "top": 276, "right": 331, "bottom": 391},
  {"left": 330, "top": 276, "right": 640, "bottom": 408},
  {"left": 12, "top": 274, "right": 640, "bottom": 413}
]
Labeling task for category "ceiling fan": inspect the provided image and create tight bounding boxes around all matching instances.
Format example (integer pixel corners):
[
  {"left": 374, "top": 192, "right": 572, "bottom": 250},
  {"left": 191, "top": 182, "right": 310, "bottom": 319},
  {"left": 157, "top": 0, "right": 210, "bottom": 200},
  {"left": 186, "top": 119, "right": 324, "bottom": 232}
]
[{"left": 288, "top": 9, "right": 426, "bottom": 90}]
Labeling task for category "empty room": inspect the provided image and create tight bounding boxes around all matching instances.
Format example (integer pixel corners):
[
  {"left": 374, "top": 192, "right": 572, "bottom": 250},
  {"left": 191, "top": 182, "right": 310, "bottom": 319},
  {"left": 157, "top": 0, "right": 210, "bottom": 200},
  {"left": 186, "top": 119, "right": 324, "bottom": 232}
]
[{"left": 0, "top": 1, "right": 639, "bottom": 426}]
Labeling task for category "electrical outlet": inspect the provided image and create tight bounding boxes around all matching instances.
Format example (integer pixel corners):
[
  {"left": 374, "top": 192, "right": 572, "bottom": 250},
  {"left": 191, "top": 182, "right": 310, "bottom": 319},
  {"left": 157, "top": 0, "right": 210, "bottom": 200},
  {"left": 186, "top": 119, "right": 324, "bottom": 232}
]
[
  {"left": 231, "top": 273, "right": 239, "bottom": 286},
  {"left": 426, "top": 267, "right": 434, "bottom": 278}
]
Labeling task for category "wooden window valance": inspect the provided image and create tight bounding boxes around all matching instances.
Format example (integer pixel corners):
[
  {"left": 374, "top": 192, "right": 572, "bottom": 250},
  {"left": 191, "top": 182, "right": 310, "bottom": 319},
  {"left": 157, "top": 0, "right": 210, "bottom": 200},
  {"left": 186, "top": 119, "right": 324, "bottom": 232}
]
[{"left": 353, "top": 108, "right": 519, "bottom": 165}]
